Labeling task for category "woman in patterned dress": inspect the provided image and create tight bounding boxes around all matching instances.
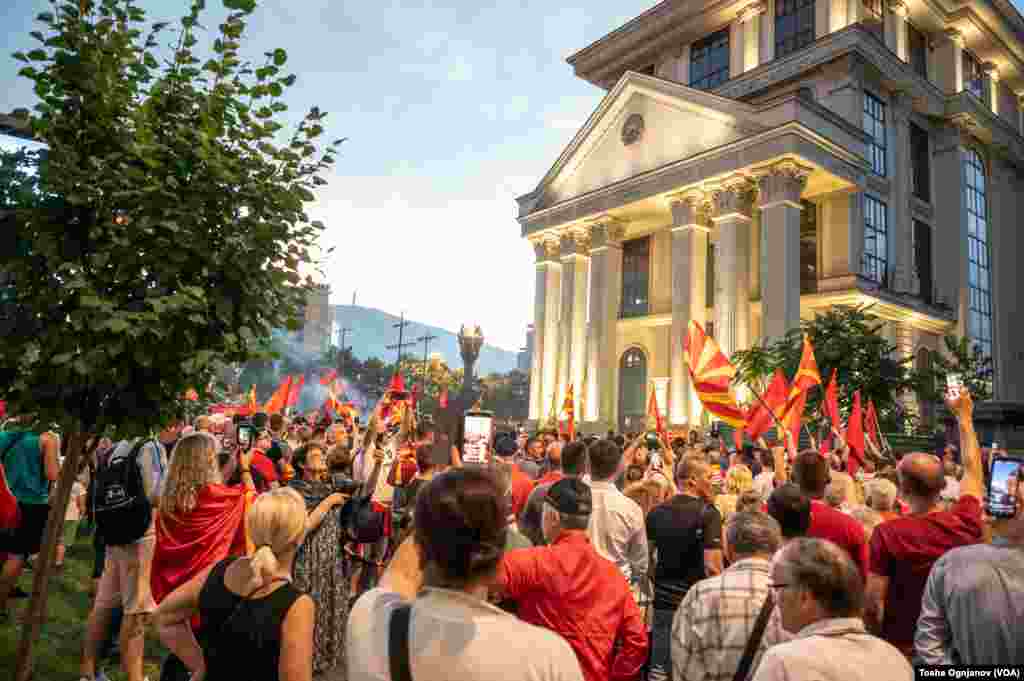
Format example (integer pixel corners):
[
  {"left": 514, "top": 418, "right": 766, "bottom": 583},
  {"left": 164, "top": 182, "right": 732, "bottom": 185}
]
[{"left": 288, "top": 443, "right": 350, "bottom": 677}]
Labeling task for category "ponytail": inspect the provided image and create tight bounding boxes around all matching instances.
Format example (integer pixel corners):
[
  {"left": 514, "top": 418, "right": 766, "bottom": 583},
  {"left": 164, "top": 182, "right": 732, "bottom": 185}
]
[{"left": 245, "top": 544, "right": 282, "bottom": 593}]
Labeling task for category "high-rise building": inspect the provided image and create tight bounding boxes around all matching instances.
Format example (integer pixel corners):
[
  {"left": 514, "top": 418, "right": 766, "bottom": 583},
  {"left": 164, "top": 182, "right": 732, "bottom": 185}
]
[{"left": 519, "top": 2, "right": 1024, "bottom": 433}]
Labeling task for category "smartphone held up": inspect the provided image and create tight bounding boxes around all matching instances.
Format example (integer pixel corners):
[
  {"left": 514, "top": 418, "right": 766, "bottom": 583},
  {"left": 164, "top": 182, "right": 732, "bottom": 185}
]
[{"left": 986, "top": 456, "right": 1022, "bottom": 520}]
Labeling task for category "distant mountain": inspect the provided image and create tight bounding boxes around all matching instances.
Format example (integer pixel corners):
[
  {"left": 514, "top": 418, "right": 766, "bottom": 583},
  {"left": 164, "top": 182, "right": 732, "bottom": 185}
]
[{"left": 333, "top": 305, "right": 520, "bottom": 375}]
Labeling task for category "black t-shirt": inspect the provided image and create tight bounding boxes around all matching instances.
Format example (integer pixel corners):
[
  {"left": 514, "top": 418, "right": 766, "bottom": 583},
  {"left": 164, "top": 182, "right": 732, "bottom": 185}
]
[{"left": 646, "top": 494, "right": 723, "bottom": 611}]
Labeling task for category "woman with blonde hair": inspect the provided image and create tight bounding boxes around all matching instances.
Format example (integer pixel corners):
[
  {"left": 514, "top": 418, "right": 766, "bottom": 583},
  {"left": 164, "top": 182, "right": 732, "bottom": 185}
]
[
  {"left": 156, "top": 488, "right": 315, "bottom": 681},
  {"left": 151, "top": 433, "right": 257, "bottom": 681},
  {"left": 714, "top": 463, "right": 753, "bottom": 522}
]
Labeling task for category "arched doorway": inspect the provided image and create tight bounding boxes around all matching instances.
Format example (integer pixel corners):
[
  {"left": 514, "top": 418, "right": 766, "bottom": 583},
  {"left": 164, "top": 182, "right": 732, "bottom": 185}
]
[{"left": 618, "top": 348, "right": 647, "bottom": 434}]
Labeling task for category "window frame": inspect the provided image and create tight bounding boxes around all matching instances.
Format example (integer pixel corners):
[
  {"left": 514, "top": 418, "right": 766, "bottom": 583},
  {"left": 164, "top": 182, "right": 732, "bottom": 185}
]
[
  {"left": 907, "top": 22, "right": 928, "bottom": 79},
  {"left": 909, "top": 121, "right": 931, "bottom": 202},
  {"left": 963, "top": 50, "right": 983, "bottom": 100},
  {"left": 689, "top": 27, "right": 731, "bottom": 91},
  {"left": 862, "top": 194, "right": 889, "bottom": 285},
  {"left": 774, "top": 0, "right": 816, "bottom": 59},
  {"left": 863, "top": 91, "right": 888, "bottom": 177},
  {"left": 620, "top": 236, "right": 651, "bottom": 319},
  {"left": 963, "top": 149, "right": 993, "bottom": 364}
]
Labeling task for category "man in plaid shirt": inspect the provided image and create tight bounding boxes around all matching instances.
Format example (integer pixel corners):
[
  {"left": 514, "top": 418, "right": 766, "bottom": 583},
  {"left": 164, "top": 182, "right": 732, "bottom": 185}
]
[{"left": 671, "top": 512, "right": 790, "bottom": 681}]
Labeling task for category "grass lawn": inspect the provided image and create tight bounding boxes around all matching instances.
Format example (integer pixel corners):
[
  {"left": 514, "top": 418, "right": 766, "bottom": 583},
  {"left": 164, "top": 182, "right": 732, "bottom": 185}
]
[{"left": 0, "top": 529, "right": 167, "bottom": 681}]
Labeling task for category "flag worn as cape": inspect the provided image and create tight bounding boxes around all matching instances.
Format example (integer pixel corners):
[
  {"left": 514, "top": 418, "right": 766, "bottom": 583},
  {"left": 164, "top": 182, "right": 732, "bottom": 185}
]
[
  {"left": 286, "top": 374, "right": 305, "bottom": 407},
  {"left": 781, "top": 335, "right": 822, "bottom": 422},
  {"left": 846, "top": 390, "right": 866, "bottom": 476},
  {"left": 683, "top": 321, "right": 747, "bottom": 428},
  {"left": 151, "top": 484, "right": 254, "bottom": 619},
  {"left": 263, "top": 375, "right": 294, "bottom": 415},
  {"left": 745, "top": 369, "right": 789, "bottom": 440}
]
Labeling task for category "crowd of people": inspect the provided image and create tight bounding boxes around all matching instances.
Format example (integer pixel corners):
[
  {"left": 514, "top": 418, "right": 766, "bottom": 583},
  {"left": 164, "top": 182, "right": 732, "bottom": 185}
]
[{"left": 0, "top": 385, "right": 1021, "bottom": 681}]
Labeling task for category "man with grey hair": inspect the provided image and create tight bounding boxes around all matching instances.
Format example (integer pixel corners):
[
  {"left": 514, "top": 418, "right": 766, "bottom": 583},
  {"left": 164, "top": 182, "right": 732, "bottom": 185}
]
[
  {"left": 752, "top": 538, "right": 911, "bottom": 681},
  {"left": 672, "top": 512, "right": 789, "bottom": 681},
  {"left": 864, "top": 478, "right": 898, "bottom": 521}
]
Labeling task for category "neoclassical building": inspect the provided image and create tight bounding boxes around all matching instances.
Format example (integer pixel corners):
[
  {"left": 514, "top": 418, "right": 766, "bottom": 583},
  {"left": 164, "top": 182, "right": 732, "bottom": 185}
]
[{"left": 519, "top": 0, "right": 1023, "bottom": 433}]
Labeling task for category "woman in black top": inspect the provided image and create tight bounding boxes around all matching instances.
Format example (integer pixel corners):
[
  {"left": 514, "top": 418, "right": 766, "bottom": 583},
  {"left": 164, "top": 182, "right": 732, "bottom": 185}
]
[{"left": 155, "top": 488, "right": 315, "bottom": 681}]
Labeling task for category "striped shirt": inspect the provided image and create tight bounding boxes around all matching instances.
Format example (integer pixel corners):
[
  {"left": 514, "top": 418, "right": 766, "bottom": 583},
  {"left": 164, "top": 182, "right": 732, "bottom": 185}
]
[{"left": 671, "top": 557, "right": 791, "bottom": 681}]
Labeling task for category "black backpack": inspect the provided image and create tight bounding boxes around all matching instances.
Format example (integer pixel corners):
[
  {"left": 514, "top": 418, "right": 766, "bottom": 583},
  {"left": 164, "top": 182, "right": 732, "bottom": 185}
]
[{"left": 94, "top": 439, "right": 154, "bottom": 546}]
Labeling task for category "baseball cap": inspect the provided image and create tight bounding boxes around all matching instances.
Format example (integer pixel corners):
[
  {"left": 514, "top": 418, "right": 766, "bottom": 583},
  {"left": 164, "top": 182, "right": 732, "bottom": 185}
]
[{"left": 545, "top": 478, "right": 592, "bottom": 515}]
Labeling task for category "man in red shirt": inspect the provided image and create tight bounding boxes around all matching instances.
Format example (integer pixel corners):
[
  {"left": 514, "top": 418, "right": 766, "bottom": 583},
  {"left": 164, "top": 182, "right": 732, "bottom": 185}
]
[
  {"left": 497, "top": 478, "right": 648, "bottom": 681},
  {"left": 865, "top": 389, "right": 984, "bottom": 657},
  {"left": 495, "top": 435, "right": 535, "bottom": 517},
  {"left": 789, "top": 449, "right": 869, "bottom": 578}
]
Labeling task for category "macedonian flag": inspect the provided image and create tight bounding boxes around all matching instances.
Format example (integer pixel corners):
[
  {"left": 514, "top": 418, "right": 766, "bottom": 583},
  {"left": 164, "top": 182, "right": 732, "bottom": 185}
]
[{"left": 683, "top": 321, "right": 747, "bottom": 428}]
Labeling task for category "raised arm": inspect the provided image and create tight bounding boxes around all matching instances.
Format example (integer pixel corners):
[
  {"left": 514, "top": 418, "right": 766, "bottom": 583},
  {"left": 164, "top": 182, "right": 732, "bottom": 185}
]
[{"left": 948, "top": 390, "right": 983, "bottom": 501}]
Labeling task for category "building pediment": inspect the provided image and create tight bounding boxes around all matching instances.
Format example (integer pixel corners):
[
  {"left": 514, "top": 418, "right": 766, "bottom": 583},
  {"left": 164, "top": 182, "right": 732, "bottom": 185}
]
[{"left": 519, "top": 73, "right": 769, "bottom": 218}]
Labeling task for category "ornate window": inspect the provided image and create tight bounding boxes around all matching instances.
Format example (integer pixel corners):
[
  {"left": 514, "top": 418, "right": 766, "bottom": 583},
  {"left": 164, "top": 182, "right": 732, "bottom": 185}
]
[
  {"left": 620, "top": 237, "right": 650, "bottom": 318},
  {"left": 618, "top": 348, "right": 648, "bottom": 433},
  {"left": 690, "top": 29, "right": 730, "bottom": 90},
  {"left": 863, "top": 195, "right": 888, "bottom": 285},
  {"left": 863, "top": 92, "right": 887, "bottom": 177},
  {"left": 775, "top": 0, "right": 815, "bottom": 58},
  {"left": 910, "top": 122, "right": 930, "bottom": 201},
  {"left": 964, "top": 149, "right": 993, "bottom": 362},
  {"left": 908, "top": 23, "right": 928, "bottom": 79}
]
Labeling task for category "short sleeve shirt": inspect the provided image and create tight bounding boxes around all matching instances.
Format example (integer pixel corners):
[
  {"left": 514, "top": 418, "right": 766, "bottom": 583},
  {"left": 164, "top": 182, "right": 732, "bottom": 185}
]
[
  {"left": 868, "top": 494, "right": 983, "bottom": 649},
  {"left": 808, "top": 500, "right": 869, "bottom": 579},
  {"left": 646, "top": 495, "right": 723, "bottom": 611}
]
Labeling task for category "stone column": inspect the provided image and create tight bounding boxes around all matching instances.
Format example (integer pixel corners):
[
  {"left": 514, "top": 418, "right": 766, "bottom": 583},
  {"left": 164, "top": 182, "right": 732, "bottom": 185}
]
[
  {"left": 585, "top": 219, "right": 625, "bottom": 430},
  {"left": 886, "top": 0, "right": 908, "bottom": 61},
  {"left": 710, "top": 177, "right": 755, "bottom": 358},
  {"left": 730, "top": 20, "right": 745, "bottom": 82},
  {"left": 933, "top": 29, "right": 964, "bottom": 95},
  {"left": 757, "top": 160, "right": 811, "bottom": 341},
  {"left": 668, "top": 190, "right": 709, "bottom": 426},
  {"left": 563, "top": 229, "right": 591, "bottom": 408},
  {"left": 540, "top": 236, "right": 562, "bottom": 424},
  {"left": 737, "top": 3, "right": 765, "bottom": 73},
  {"left": 982, "top": 62, "right": 1000, "bottom": 113},
  {"left": 761, "top": 0, "right": 774, "bottom": 64},
  {"left": 891, "top": 92, "right": 918, "bottom": 295},
  {"left": 557, "top": 233, "right": 576, "bottom": 409},
  {"left": 528, "top": 240, "right": 549, "bottom": 420}
]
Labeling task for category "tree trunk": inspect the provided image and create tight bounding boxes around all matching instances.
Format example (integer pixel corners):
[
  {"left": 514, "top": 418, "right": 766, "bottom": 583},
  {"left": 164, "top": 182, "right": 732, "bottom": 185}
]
[{"left": 14, "top": 431, "right": 90, "bottom": 681}]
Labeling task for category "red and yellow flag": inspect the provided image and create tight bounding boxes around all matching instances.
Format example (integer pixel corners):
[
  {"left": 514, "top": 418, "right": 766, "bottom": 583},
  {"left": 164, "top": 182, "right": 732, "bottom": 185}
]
[
  {"left": 286, "top": 374, "right": 305, "bottom": 407},
  {"left": 683, "top": 321, "right": 746, "bottom": 428},
  {"left": 744, "top": 369, "right": 789, "bottom": 440},
  {"left": 780, "top": 389, "right": 807, "bottom": 446},
  {"left": 864, "top": 399, "right": 882, "bottom": 449},
  {"left": 561, "top": 384, "right": 576, "bottom": 440},
  {"left": 781, "top": 335, "right": 822, "bottom": 422},
  {"left": 263, "top": 375, "right": 294, "bottom": 415}
]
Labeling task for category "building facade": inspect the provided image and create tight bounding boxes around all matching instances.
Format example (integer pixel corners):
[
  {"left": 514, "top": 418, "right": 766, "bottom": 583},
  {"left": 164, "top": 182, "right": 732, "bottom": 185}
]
[
  {"left": 298, "top": 284, "right": 334, "bottom": 356},
  {"left": 517, "top": 324, "right": 536, "bottom": 372},
  {"left": 520, "top": 0, "right": 1023, "bottom": 433}
]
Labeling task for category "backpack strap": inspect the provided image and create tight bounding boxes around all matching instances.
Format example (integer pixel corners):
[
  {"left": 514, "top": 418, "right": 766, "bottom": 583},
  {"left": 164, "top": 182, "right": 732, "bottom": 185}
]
[
  {"left": 388, "top": 604, "right": 414, "bottom": 681},
  {"left": 732, "top": 590, "right": 775, "bottom": 681}
]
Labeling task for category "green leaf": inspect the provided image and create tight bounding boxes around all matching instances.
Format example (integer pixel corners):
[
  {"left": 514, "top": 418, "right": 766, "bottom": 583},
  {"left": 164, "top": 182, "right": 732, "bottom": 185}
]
[
  {"left": 223, "top": 0, "right": 257, "bottom": 12},
  {"left": 272, "top": 48, "right": 287, "bottom": 66},
  {"left": 80, "top": 295, "right": 102, "bottom": 308}
]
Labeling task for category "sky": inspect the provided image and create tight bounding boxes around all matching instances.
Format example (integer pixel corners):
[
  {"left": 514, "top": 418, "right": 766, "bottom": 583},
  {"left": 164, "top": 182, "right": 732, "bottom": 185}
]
[{"left": 1, "top": 0, "right": 660, "bottom": 351}]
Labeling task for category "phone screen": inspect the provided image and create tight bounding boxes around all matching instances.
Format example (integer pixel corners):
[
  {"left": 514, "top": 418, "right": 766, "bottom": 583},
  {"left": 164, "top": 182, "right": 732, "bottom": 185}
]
[
  {"left": 236, "top": 424, "right": 255, "bottom": 451},
  {"left": 462, "top": 412, "right": 493, "bottom": 465},
  {"left": 986, "top": 457, "right": 1022, "bottom": 519}
]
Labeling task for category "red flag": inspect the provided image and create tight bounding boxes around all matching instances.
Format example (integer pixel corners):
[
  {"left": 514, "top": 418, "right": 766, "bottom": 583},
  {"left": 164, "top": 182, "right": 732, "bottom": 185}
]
[
  {"left": 846, "top": 390, "right": 866, "bottom": 475},
  {"left": 744, "top": 370, "right": 789, "bottom": 440},
  {"left": 410, "top": 384, "right": 420, "bottom": 411},
  {"left": 733, "top": 427, "right": 743, "bottom": 452},
  {"left": 683, "top": 321, "right": 746, "bottom": 428},
  {"left": 781, "top": 389, "right": 807, "bottom": 446},
  {"left": 0, "top": 401, "right": 5, "bottom": 418},
  {"left": 439, "top": 387, "right": 449, "bottom": 409},
  {"left": 647, "top": 386, "right": 668, "bottom": 448},
  {"left": 319, "top": 369, "right": 338, "bottom": 386},
  {"left": 820, "top": 431, "right": 833, "bottom": 456},
  {"left": 263, "top": 376, "right": 293, "bottom": 415},
  {"left": 865, "top": 399, "right": 881, "bottom": 449},
  {"left": 781, "top": 335, "right": 822, "bottom": 422},
  {"left": 562, "top": 384, "right": 576, "bottom": 441},
  {"left": 824, "top": 369, "right": 840, "bottom": 432},
  {"left": 286, "top": 374, "right": 305, "bottom": 407}
]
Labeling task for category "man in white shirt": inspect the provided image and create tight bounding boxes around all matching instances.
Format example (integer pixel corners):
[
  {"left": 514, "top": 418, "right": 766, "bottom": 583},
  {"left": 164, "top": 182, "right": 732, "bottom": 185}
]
[
  {"left": 585, "top": 440, "right": 648, "bottom": 586},
  {"left": 751, "top": 538, "right": 911, "bottom": 681}
]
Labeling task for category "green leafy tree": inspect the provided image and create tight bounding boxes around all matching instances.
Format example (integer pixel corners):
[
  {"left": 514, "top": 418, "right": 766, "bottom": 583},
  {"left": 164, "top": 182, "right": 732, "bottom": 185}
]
[
  {"left": 731, "top": 306, "right": 914, "bottom": 432},
  {"left": 0, "top": 1, "right": 341, "bottom": 677}
]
